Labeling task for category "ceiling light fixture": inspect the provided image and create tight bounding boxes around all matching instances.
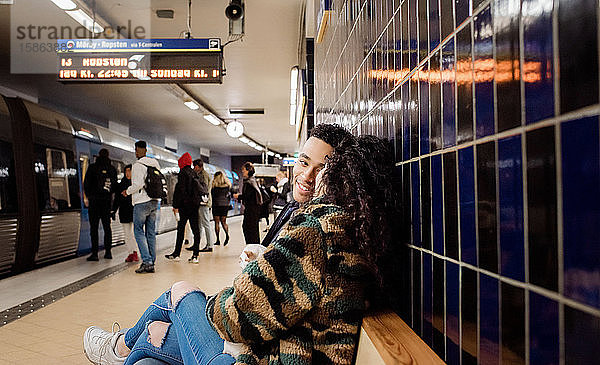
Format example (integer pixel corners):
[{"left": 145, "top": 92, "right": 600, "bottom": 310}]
[
  {"left": 254, "top": 145, "right": 263, "bottom": 151},
  {"left": 183, "top": 100, "right": 199, "bottom": 110},
  {"left": 66, "top": 9, "right": 104, "bottom": 33},
  {"left": 275, "top": 154, "right": 281, "bottom": 159},
  {"left": 248, "top": 141, "right": 257, "bottom": 148},
  {"left": 290, "top": 65, "right": 299, "bottom": 125},
  {"left": 238, "top": 136, "right": 250, "bottom": 144},
  {"left": 203, "top": 114, "right": 222, "bottom": 126},
  {"left": 266, "top": 151, "right": 275, "bottom": 157},
  {"left": 50, "top": 0, "right": 77, "bottom": 10}
]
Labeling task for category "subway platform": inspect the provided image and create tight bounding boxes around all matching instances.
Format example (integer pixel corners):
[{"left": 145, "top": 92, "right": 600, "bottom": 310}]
[{"left": 0, "top": 216, "right": 254, "bottom": 364}]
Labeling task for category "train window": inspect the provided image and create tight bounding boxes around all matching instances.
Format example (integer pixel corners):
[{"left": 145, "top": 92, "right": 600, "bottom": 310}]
[
  {"left": 0, "top": 140, "right": 17, "bottom": 214},
  {"left": 35, "top": 146, "right": 81, "bottom": 212},
  {"left": 46, "top": 148, "right": 72, "bottom": 209}
]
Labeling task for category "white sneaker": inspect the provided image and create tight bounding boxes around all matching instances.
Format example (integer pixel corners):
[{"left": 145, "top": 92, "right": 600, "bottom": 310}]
[
  {"left": 83, "top": 322, "right": 127, "bottom": 365},
  {"left": 188, "top": 256, "right": 199, "bottom": 264}
]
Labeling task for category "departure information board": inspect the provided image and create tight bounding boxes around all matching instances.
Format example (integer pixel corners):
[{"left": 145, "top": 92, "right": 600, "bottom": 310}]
[{"left": 57, "top": 39, "right": 223, "bottom": 83}]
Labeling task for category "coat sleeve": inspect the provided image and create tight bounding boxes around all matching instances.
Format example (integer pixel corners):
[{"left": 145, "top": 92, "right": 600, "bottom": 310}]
[
  {"left": 172, "top": 173, "right": 186, "bottom": 209},
  {"left": 206, "top": 210, "right": 327, "bottom": 344}
]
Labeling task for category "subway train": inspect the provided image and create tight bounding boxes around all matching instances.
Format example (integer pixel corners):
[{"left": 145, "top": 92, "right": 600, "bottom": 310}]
[{"left": 0, "top": 95, "right": 239, "bottom": 277}]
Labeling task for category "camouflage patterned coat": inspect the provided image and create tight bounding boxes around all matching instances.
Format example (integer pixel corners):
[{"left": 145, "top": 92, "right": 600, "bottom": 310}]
[{"left": 206, "top": 199, "right": 370, "bottom": 364}]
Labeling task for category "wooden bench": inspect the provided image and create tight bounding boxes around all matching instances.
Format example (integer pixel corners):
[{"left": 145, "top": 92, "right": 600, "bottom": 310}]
[{"left": 355, "top": 311, "right": 445, "bottom": 364}]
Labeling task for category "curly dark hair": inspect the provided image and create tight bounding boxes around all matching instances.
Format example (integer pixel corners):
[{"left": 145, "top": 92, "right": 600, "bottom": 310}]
[
  {"left": 309, "top": 123, "right": 352, "bottom": 149},
  {"left": 321, "top": 134, "right": 399, "bottom": 294}
]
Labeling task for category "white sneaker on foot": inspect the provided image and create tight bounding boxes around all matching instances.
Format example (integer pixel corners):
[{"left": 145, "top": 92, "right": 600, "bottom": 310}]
[{"left": 83, "top": 322, "right": 127, "bottom": 365}]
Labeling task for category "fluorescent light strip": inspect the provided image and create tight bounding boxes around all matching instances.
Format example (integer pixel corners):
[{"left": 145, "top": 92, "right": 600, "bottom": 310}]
[
  {"left": 66, "top": 9, "right": 104, "bottom": 33},
  {"left": 248, "top": 141, "right": 257, "bottom": 148},
  {"left": 266, "top": 151, "right": 275, "bottom": 156},
  {"left": 50, "top": 0, "right": 77, "bottom": 10},
  {"left": 290, "top": 105, "right": 296, "bottom": 125},
  {"left": 203, "top": 114, "right": 221, "bottom": 126},
  {"left": 238, "top": 136, "right": 250, "bottom": 144},
  {"left": 184, "top": 100, "right": 199, "bottom": 110},
  {"left": 254, "top": 145, "right": 263, "bottom": 151}
]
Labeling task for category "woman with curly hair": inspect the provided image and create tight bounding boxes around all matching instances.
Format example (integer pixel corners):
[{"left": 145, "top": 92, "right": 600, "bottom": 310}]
[{"left": 83, "top": 133, "right": 398, "bottom": 365}]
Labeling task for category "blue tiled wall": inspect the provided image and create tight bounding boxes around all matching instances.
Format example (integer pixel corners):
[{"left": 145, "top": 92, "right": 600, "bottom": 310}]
[{"left": 314, "top": 0, "right": 600, "bottom": 363}]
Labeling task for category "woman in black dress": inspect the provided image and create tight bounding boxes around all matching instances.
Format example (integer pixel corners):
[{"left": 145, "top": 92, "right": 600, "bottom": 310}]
[{"left": 210, "top": 171, "right": 233, "bottom": 246}]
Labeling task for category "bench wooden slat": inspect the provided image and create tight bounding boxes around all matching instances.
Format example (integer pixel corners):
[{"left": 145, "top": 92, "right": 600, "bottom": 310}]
[{"left": 357, "top": 311, "right": 445, "bottom": 365}]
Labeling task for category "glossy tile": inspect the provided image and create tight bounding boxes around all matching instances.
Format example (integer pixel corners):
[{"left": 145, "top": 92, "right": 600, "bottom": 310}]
[
  {"left": 403, "top": 164, "right": 412, "bottom": 246},
  {"left": 526, "top": 126, "right": 558, "bottom": 292},
  {"left": 479, "top": 273, "right": 499, "bottom": 365},
  {"left": 458, "top": 146, "right": 477, "bottom": 266},
  {"left": 564, "top": 305, "right": 600, "bottom": 364},
  {"left": 430, "top": 52, "right": 443, "bottom": 151},
  {"left": 477, "top": 141, "right": 498, "bottom": 273},
  {"left": 473, "top": 6, "right": 495, "bottom": 138},
  {"left": 461, "top": 267, "right": 478, "bottom": 365},
  {"left": 494, "top": 0, "right": 521, "bottom": 132},
  {"left": 421, "top": 157, "right": 432, "bottom": 250},
  {"left": 432, "top": 155, "right": 444, "bottom": 255},
  {"left": 441, "top": 0, "right": 455, "bottom": 41},
  {"left": 429, "top": 0, "right": 441, "bottom": 51},
  {"left": 443, "top": 152, "right": 459, "bottom": 260},
  {"left": 522, "top": 0, "right": 554, "bottom": 124},
  {"left": 432, "top": 257, "right": 446, "bottom": 355},
  {"left": 442, "top": 38, "right": 457, "bottom": 148},
  {"left": 412, "top": 250, "right": 422, "bottom": 334},
  {"left": 420, "top": 65, "right": 430, "bottom": 155},
  {"left": 446, "top": 262, "right": 460, "bottom": 365},
  {"left": 529, "top": 292, "right": 559, "bottom": 365},
  {"left": 561, "top": 117, "right": 600, "bottom": 309},
  {"left": 418, "top": 0, "right": 429, "bottom": 61},
  {"left": 498, "top": 135, "right": 524, "bottom": 281},
  {"left": 501, "top": 283, "right": 525, "bottom": 364},
  {"left": 395, "top": 88, "right": 403, "bottom": 161},
  {"left": 411, "top": 76, "right": 420, "bottom": 158},
  {"left": 403, "top": 81, "right": 411, "bottom": 161},
  {"left": 402, "top": 0, "right": 409, "bottom": 76},
  {"left": 456, "top": 23, "right": 474, "bottom": 145},
  {"left": 422, "top": 252, "right": 433, "bottom": 346},
  {"left": 456, "top": 0, "right": 470, "bottom": 26},
  {"left": 412, "top": 161, "right": 422, "bottom": 247},
  {"left": 558, "top": 0, "right": 599, "bottom": 114},
  {"left": 410, "top": 0, "right": 419, "bottom": 69}
]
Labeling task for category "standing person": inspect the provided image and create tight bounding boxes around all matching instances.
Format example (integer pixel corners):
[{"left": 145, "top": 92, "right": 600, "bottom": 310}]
[
  {"left": 84, "top": 148, "right": 117, "bottom": 261},
  {"left": 233, "top": 162, "right": 263, "bottom": 245},
  {"left": 122, "top": 140, "right": 161, "bottom": 274},
  {"left": 112, "top": 164, "right": 138, "bottom": 262},
  {"left": 210, "top": 171, "right": 233, "bottom": 246},
  {"left": 165, "top": 153, "right": 203, "bottom": 263},
  {"left": 190, "top": 159, "right": 213, "bottom": 253},
  {"left": 271, "top": 171, "right": 290, "bottom": 210},
  {"left": 257, "top": 178, "right": 273, "bottom": 232}
]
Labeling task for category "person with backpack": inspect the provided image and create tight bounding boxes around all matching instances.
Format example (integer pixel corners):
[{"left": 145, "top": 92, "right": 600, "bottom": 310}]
[
  {"left": 122, "top": 140, "right": 163, "bottom": 274},
  {"left": 84, "top": 148, "right": 118, "bottom": 261},
  {"left": 165, "top": 152, "right": 202, "bottom": 263}
]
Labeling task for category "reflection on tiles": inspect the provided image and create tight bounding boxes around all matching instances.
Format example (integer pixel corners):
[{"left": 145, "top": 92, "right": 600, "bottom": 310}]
[{"left": 530, "top": 292, "right": 559, "bottom": 365}]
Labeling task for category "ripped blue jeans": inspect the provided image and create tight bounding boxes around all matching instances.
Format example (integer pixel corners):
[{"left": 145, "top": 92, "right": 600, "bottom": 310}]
[{"left": 122, "top": 289, "right": 235, "bottom": 365}]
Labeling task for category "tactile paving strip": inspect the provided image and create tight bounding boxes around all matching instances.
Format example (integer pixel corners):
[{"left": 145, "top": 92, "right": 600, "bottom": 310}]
[{"left": 1, "top": 262, "right": 129, "bottom": 327}]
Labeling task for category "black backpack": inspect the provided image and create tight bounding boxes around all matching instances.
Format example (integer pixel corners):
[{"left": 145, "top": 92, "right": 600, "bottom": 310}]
[{"left": 142, "top": 163, "right": 168, "bottom": 200}]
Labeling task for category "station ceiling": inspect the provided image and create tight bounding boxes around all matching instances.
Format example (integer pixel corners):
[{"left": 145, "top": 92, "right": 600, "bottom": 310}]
[{"left": 0, "top": 0, "right": 305, "bottom": 156}]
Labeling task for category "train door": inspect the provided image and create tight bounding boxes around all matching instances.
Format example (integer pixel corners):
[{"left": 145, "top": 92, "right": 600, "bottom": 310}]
[{"left": 75, "top": 138, "right": 102, "bottom": 255}]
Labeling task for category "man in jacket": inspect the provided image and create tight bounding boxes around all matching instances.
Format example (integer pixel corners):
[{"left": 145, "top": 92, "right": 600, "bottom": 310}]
[
  {"left": 122, "top": 140, "right": 161, "bottom": 274},
  {"left": 191, "top": 159, "right": 213, "bottom": 253},
  {"left": 84, "top": 148, "right": 118, "bottom": 261},
  {"left": 166, "top": 153, "right": 202, "bottom": 262}
]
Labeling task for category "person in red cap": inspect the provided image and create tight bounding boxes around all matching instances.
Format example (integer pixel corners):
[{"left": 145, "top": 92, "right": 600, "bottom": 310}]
[{"left": 165, "top": 152, "right": 205, "bottom": 261}]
